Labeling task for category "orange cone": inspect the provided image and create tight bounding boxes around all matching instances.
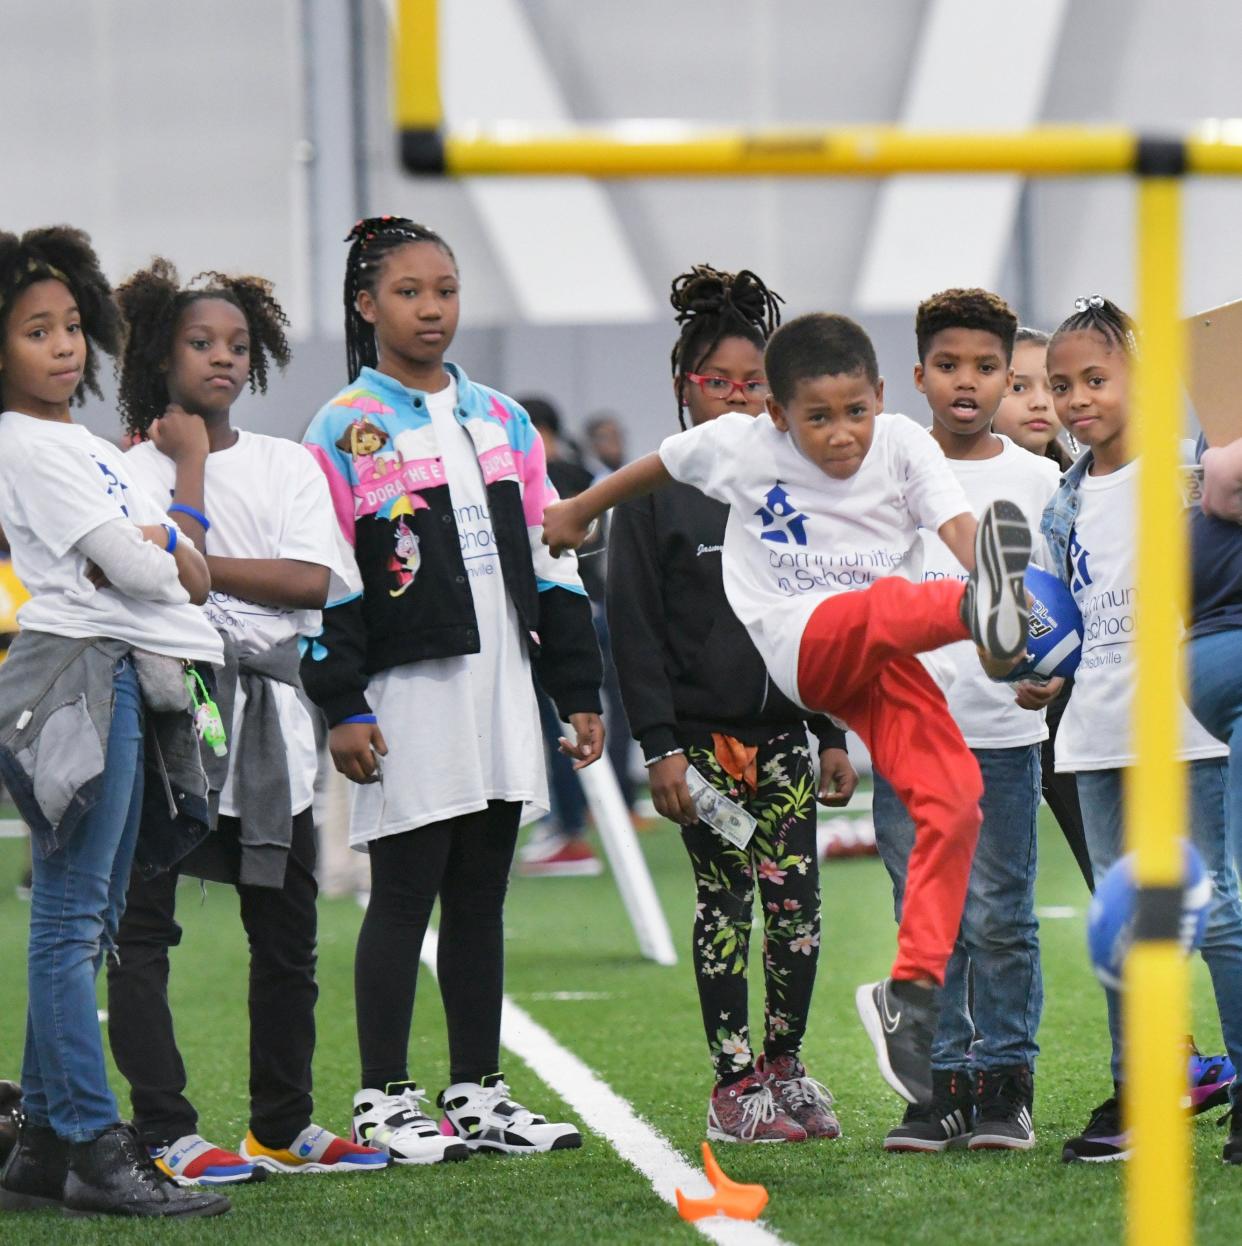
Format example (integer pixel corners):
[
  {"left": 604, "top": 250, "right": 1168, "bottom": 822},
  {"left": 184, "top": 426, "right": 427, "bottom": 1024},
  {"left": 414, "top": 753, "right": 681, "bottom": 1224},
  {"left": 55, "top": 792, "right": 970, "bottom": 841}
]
[{"left": 675, "top": 1142, "right": 770, "bottom": 1222}]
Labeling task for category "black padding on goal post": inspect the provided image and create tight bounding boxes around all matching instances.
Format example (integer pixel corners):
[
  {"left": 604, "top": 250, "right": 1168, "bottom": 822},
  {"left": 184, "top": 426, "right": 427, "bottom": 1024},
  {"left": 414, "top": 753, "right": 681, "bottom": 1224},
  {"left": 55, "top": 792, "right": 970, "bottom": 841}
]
[
  {"left": 400, "top": 129, "right": 447, "bottom": 175},
  {"left": 1135, "top": 136, "right": 1188, "bottom": 177}
]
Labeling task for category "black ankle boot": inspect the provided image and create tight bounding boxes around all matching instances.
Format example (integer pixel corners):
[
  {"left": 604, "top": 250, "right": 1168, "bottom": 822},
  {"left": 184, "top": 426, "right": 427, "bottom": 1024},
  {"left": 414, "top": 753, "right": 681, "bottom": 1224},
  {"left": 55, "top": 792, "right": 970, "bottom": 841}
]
[
  {"left": 62, "top": 1124, "right": 230, "bottom": 1219},
  {"left": 0, "top": 1081, "right": 22, "bottom": 1168},
  {"left": 0, "top": 1116, "right": 69, "bottom": 1211}
]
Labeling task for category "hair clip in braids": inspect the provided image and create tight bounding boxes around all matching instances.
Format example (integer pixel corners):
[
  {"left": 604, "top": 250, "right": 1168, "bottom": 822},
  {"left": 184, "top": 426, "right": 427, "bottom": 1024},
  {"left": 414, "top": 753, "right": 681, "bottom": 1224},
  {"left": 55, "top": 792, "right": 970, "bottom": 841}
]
[{"left": 1073, "top": 295, "right": 1106, "bottom": 312}]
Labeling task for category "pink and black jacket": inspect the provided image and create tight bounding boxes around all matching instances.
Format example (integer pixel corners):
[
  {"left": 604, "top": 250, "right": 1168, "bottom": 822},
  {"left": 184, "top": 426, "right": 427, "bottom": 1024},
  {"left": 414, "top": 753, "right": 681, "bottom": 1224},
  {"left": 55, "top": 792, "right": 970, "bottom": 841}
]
[{"left": 300, "top": 363, "right": 602, "bottom": 725}]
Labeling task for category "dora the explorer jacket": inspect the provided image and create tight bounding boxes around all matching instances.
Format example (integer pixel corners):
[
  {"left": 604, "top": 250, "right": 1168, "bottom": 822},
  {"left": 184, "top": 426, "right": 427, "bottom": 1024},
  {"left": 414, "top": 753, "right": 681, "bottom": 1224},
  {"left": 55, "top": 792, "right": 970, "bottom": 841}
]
[{"left": 300, "top": 364, "right": 602, "bottom": 725}]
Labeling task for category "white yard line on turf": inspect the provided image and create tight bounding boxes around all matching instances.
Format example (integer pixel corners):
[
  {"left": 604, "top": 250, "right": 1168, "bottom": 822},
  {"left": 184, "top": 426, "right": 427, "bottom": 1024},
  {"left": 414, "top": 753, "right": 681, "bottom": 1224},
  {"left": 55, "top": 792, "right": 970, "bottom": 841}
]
[{"left": 419, "top": 927, "right": 792, "bottom": 1246}]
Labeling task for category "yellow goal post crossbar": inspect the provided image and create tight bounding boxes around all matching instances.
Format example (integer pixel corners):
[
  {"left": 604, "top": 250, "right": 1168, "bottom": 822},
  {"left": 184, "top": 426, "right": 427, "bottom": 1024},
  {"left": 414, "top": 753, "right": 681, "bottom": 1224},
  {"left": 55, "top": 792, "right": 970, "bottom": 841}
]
[{"left": 394, "top": 9, "right": 1228, "bottom": 1246}]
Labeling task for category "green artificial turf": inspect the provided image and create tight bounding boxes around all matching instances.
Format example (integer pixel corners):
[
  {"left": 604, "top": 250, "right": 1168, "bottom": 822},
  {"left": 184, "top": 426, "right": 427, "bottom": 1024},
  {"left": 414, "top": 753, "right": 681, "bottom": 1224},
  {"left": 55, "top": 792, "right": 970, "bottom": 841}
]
[{"left": 0, "top": 800, "right": 1237, "bottom": 1244}]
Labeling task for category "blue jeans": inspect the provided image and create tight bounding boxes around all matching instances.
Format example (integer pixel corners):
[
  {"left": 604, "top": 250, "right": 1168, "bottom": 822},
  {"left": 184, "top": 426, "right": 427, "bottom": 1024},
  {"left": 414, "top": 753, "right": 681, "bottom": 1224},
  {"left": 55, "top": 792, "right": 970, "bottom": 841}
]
[
  {"left": 537, "top": 686, "right": 587, "bottom": 836},
  {"left": 874, "top": 744, "right": 1044, "bottom": 1071},
  {"left": 1188, "top": 630, "right": 1242, "bottom": 880},
  {"left": 1077, "top": 759, "right": 1242, "bottom": 1092},
  {"left": 22, "top": 658, "right": 145, "bottom": 1141}
]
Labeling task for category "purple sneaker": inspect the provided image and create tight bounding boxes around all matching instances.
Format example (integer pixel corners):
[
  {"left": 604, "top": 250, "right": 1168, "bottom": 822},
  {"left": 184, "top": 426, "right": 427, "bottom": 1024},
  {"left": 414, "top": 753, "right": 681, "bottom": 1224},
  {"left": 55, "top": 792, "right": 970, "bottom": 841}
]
[
  {"left": 1062, "top": 1094, "right": 1128, "bottom": 1163},
  {"left": 1186, "top": 1039, "right": 1236, "bottom": 1115}
]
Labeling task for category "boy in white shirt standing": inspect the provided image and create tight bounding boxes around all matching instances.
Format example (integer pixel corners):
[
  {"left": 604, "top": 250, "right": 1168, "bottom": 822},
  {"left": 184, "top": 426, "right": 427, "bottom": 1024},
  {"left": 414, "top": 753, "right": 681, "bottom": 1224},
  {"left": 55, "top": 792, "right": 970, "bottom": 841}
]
[
  {"left": 542, "top": 312, "right": 1033, "bottom": 1110},
  {"left": 875, "top": 290, "right": 1059, "bottom": 1154}
]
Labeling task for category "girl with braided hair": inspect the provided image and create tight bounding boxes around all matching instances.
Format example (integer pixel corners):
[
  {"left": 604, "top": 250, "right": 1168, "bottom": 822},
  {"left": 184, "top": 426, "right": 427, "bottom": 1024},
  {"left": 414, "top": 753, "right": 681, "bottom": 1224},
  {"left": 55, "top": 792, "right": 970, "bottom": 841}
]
[
  {"left": 607, "top": 264, "right": 857, "bottom": 1143},
  {"left": 1039, "top": 296, "right": 1242, "bottom": 1164},
  {"left": 0, "top": 228, "right": 227, "bottom": 1218},
  {"left": 105, "top": 260, "right": 382, "bottom": 1182},
  {"left": 300, "top": 216, "right": 603, "bottom": 1161}
]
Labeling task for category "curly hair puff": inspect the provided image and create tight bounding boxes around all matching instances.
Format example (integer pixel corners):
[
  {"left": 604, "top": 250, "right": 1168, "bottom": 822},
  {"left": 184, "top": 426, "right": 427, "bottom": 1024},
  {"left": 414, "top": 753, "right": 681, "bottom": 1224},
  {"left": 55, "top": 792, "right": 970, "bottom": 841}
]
[
  {"left": 0, "top": 225, "right": 121, "bottom": 406},
  {"left": 115, "top": 258, "right": 291, "bottom": 439},
  {"left": 669, "top": 263, "right": 783, "bottom": 428},
  {"left": 915, "top": 287, "right": 1018, "bottom": 363}
]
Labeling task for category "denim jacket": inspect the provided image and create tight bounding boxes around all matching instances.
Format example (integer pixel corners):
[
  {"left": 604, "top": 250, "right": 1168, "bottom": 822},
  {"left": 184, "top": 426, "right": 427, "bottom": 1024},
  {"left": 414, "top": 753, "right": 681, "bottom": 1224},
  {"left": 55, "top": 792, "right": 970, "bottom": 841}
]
[
  {"left": 0, "top": 630, "right": 212, "bottom": 878},
  {"left": 1039, "top": 448, "right": 1094, "bottom": 587}
]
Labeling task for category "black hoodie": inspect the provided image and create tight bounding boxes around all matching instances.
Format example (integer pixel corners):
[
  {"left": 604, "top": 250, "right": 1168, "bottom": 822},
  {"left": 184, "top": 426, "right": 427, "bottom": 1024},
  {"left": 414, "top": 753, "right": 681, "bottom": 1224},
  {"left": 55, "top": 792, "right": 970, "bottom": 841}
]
[{"left": 607, "top": 480, "right": 845, "bottom": 762}]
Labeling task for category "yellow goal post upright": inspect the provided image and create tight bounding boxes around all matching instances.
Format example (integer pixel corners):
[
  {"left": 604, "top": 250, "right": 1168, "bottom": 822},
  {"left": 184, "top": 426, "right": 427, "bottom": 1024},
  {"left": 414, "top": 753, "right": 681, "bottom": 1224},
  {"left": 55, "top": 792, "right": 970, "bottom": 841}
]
[{"left": 393, "top": 5, "right": 1242, "bottom": 1241}]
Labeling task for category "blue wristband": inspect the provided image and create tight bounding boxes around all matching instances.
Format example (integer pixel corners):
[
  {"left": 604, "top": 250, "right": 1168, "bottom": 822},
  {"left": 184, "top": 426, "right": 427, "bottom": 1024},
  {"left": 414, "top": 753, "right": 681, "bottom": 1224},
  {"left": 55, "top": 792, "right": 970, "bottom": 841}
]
[
  {"left": 168, "top": 503, "right": 210, "bottom": 532},
  {"left": 162, "top": 523, "right": 178, "bottom": 554},
  {"left": 339, "top": 713, "right": 377, "bottom": 725}
]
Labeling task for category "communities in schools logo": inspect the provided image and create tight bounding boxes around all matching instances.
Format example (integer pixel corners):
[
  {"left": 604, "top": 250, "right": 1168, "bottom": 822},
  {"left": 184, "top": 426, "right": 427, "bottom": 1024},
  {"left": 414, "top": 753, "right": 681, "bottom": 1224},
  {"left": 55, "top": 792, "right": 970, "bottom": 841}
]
[
  {"left": 755, "top": 483, "right": 808, "bottom": 546},
  {"left": 1068, "top": 531, "right": 1093, "bottom": 596}
]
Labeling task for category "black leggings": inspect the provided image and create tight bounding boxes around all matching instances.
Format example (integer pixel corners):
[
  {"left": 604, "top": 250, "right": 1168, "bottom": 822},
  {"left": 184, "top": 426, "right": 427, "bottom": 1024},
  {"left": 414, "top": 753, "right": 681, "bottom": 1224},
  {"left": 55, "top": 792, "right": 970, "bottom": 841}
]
[{"left": 355, "top": 801, "right": 521, "bottom": 1090}]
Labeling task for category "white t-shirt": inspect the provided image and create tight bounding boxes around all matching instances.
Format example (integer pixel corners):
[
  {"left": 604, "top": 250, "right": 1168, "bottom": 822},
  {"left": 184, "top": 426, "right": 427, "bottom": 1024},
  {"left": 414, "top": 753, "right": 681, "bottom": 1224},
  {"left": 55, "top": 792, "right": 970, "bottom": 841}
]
[
  {"left": 126, "top": 431, "right": 355, "bottom": 817},
  {"left": 919, "top": 436, "right": 1060, "bottom": 748},
  {"left": 349, "top": 378, "right": 546, "bottom": 846},
  {"left": 0, "top": 413, "right": 221, "bottom": 663},
  {"left": 1055, "top": 458, "right": 1227, "bottom": 771},
  {"left": 659, "top": 411, "right": 971, "bottom": 708}
]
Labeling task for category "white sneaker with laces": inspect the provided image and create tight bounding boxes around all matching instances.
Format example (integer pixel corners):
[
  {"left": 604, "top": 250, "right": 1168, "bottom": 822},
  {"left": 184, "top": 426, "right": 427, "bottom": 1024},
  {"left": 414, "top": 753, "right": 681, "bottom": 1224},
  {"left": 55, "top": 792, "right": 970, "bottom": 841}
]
[
  {"left": 437, "top": 1073, "right": 582, "bottom": 1155},
  {"left": 353, "top": 1082, "right": 469, "bottom": 1164}
]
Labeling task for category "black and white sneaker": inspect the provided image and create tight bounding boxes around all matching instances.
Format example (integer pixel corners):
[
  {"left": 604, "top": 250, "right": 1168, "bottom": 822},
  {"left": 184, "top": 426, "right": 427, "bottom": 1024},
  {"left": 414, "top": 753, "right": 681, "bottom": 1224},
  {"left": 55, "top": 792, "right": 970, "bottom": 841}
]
[
  {"left": 352, "top": 1082, "right": 469, "bottom": 1164},
  {"left": 884, "top": 1069, "right": 974, "bottom": 1153},
  {"left": 1062, "top": 1093, "right": 1129, "bottom": 1163},
  {"left": 963, "top": 500, "right": 1031, "bottom": 663},
  {"left": 438, "top": 1073, "right": 582, "bottom": 1155},
  {"left": 970, "top": 1066, "right": 1035, "bottom": 1151},
  {"left": 855, "top": 978, "right": 939, "bottom": 1105}
]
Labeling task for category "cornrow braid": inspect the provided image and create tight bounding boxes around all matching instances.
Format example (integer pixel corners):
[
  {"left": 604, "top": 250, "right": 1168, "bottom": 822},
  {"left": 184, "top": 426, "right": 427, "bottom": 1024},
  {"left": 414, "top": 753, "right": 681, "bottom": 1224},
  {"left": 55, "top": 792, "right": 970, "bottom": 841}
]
[
  {"left": 343, "top": 215, "right": 457, "bottom": 380},
  {"left": 669, "top": 263, "right": 783, "bottom": 428},
  {"left": 1050, "top": 294, "right": 1137, "bottom": 356},
  {"left": 115, "top": 258, "right": 292, "bottom": 439},
  {"left": 0, "top": 225, "right": 121, "bottom": 406}
]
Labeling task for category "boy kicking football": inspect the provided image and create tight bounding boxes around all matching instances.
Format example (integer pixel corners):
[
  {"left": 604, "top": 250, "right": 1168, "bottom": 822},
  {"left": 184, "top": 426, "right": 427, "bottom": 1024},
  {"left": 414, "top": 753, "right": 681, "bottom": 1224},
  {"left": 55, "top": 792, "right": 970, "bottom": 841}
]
[{"left": 542, "top": 312, "right": 1031, "bottom": 1107}]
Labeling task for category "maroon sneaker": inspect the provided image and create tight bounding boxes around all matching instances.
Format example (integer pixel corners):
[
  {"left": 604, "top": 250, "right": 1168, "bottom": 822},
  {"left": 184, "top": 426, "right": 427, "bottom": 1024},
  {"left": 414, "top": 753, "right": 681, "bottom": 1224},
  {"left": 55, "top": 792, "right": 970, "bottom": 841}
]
[
  {"left": 706, "top": 1070, "right": 807, "bottom": 1143},
  {"left": 758, "top": 1054, "right": 842, "bottom": 1140}
]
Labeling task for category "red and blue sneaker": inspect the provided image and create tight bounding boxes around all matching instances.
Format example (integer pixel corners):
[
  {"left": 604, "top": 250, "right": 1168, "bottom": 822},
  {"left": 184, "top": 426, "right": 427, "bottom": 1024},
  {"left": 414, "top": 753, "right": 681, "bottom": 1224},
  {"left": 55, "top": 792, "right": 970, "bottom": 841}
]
[
  {"left": 239, "top": 1124, "right": 388, "bottom": 1175},
  {"left": 1186, "top": 1038, "right": 1236, "bottom": 1115},
  {"left": 151, "top": 1134, "right": 262, "bottom": 1186}
]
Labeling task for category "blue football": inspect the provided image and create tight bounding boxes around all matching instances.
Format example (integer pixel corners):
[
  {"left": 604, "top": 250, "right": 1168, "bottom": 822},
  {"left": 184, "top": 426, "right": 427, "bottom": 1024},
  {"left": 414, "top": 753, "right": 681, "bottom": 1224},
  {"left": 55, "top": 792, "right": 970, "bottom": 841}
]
[
  {"left": 1002, "top": 564, "right": 1083, "bottom": 683},
  {"left": 1087, "top": 840, "right": 1212, "bottom": 991}
]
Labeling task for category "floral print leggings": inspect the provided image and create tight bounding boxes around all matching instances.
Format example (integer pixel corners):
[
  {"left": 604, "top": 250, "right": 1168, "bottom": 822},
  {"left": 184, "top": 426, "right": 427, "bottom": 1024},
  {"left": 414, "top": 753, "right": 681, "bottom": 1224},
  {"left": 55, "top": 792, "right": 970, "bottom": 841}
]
[{"left": 681, "top": 732, "right": 821, "bottom": 1082}]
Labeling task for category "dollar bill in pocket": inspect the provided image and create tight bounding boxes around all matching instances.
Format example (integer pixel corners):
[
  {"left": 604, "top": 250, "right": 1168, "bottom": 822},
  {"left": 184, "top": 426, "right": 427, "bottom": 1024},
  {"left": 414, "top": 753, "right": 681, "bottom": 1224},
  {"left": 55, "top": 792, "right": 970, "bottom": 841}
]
[{"left": 684, "top": 764, "right": 757, "bottom": 850}]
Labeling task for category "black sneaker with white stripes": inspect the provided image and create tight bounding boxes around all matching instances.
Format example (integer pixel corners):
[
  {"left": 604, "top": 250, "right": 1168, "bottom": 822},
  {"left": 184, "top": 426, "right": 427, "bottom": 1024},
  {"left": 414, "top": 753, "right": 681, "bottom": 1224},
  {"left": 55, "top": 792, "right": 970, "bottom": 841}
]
[
  {"left": 883, "top": 1069, "right": 974, "bottom": 1153},
  {"left": 970, "top": 1066, "right": 1035, "bottom": 1151},
  {"left": 855, "top": 978, "right": 939, "bottom": 1105},
  {"left": 963, "top": 500, "right": 1031, "bottom": 664}
]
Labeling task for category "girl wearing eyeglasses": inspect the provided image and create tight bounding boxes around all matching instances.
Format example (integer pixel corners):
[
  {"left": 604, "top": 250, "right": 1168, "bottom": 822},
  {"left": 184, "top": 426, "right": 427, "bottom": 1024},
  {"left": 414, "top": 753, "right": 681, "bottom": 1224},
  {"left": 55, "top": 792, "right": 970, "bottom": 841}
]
[{"left": 606, "top": 265, "right": 858, "bottom": 1144}]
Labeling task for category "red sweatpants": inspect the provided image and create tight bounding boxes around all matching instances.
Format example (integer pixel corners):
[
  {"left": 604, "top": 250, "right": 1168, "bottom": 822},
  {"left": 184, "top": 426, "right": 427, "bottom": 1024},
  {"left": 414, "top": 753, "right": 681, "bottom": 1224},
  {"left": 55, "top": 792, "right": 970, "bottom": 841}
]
[{"left": 796, "top": 577, "right": 983, "bottom": 985}]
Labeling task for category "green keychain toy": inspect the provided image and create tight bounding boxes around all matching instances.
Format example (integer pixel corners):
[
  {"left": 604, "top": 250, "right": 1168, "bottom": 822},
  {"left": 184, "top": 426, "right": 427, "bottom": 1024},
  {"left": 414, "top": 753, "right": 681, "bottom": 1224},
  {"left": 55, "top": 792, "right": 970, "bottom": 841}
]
[{"left": 185, "top": 666, "right": 228, "bottom": 758}]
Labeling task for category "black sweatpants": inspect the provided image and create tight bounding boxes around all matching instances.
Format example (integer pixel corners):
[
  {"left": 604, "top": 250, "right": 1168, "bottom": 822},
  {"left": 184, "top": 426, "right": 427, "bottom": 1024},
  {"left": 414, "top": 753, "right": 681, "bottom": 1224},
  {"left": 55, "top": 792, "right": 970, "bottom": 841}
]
[
  {"left": 107, "top": 809, "right": 319, "bottom": 1150},
  {"left": 354, "top": 800, "right": 521, "bottom": 1091}
]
